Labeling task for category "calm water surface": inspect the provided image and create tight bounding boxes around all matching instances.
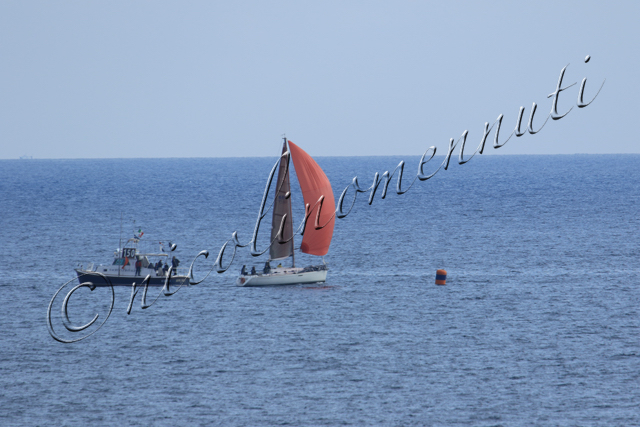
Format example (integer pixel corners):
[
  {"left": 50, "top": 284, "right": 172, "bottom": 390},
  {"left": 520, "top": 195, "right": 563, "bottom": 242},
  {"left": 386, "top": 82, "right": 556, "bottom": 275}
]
[{"left": 1, "top": 155, "right": 638, "bottom": 426}]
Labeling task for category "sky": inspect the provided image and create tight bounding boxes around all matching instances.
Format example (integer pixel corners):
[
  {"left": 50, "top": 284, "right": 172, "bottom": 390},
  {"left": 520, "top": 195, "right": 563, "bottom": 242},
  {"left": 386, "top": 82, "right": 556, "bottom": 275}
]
[{"left": 1, "top": 1, "right": 638, "bottom": 159}]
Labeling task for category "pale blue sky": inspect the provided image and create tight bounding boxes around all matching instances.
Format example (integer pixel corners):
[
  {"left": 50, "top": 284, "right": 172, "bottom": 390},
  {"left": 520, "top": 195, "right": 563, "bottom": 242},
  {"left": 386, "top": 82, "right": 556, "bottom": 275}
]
[{"left": 1, "top": 1, "right": 637, "bottom": 159}]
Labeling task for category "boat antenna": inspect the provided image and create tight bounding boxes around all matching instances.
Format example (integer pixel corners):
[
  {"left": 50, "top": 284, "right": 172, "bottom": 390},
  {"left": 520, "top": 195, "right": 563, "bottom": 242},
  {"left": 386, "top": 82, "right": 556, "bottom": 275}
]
[{"left": 119, "top": 212, "right": 123, "bottom": 256}]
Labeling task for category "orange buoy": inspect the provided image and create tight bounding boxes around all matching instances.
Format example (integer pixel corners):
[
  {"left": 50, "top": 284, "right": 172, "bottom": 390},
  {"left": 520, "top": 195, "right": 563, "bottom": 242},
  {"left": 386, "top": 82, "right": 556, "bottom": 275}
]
[{"left": 435, "top": 269, "right": 447, "bottom": 285}]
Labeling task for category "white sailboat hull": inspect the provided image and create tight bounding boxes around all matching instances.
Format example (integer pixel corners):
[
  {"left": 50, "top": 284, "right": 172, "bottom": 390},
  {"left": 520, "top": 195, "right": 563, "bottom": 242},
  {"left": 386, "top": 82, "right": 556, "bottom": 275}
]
[{"left": 236, "top": 266, "right": 327, "bottom": 287}]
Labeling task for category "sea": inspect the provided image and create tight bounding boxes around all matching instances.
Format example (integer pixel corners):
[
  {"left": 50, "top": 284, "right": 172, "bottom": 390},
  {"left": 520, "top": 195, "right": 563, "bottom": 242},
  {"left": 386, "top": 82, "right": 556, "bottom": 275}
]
[{"left": 1, "top": 154, "right": 638, "bottom": 426}]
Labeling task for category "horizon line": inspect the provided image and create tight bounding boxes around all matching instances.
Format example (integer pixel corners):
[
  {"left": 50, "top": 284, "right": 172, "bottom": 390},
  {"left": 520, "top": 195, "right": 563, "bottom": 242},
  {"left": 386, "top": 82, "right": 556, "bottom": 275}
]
[{"left": 3, "top": 152, "right": 639, "bottom": 161}]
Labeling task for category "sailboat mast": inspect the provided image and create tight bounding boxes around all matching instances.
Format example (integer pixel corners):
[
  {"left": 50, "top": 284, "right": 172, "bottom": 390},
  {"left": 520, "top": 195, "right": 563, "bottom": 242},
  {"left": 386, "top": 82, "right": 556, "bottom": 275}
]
[{"left": 287, "top": 137, "right": 296, "bottom": 268}]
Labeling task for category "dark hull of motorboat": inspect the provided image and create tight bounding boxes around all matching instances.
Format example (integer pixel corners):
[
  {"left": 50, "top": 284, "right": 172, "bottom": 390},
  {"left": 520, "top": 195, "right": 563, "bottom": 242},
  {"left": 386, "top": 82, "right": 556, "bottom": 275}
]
[{"left": 75, "top": 270, "right": 190, "bottom": 287}]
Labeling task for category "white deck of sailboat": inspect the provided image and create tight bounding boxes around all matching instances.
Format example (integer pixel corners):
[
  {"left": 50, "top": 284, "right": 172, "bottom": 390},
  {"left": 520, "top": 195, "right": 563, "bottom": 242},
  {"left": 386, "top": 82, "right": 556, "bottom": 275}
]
[{"left": 236, "top": 265, "right": 327, "bottom": 287}]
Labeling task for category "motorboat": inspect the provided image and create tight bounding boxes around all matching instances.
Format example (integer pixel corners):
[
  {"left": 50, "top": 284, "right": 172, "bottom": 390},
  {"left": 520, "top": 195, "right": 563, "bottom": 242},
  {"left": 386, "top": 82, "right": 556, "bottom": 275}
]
[{"left": 75, "top": 235, "right": 189, "bottom": 287}]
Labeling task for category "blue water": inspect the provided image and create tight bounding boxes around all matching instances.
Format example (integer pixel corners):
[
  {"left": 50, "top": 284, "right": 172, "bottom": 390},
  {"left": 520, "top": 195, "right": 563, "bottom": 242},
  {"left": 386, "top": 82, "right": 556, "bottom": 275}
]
[{"left": 1, "top": 155, "right": 639, "bottom": 426}]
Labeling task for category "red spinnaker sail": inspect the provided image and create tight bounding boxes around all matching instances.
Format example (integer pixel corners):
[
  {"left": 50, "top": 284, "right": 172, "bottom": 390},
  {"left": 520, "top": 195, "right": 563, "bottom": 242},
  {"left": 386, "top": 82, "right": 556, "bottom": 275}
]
[{"left": 288, "top": 141, "right": 335, "bottom": 256}]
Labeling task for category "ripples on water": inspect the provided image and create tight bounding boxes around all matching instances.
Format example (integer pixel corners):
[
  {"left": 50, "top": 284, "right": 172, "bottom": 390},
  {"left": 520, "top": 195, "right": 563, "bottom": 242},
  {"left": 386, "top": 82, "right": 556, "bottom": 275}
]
[{"left": 1, "top": 155, "right": 638, "bottom": 426}]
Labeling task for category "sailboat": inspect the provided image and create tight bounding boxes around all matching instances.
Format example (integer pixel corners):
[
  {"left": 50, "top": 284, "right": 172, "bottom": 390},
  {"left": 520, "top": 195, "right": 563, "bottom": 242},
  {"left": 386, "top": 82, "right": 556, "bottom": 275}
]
[{"left": 236, "top": 138, "right": 335, "bottom": 286}]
